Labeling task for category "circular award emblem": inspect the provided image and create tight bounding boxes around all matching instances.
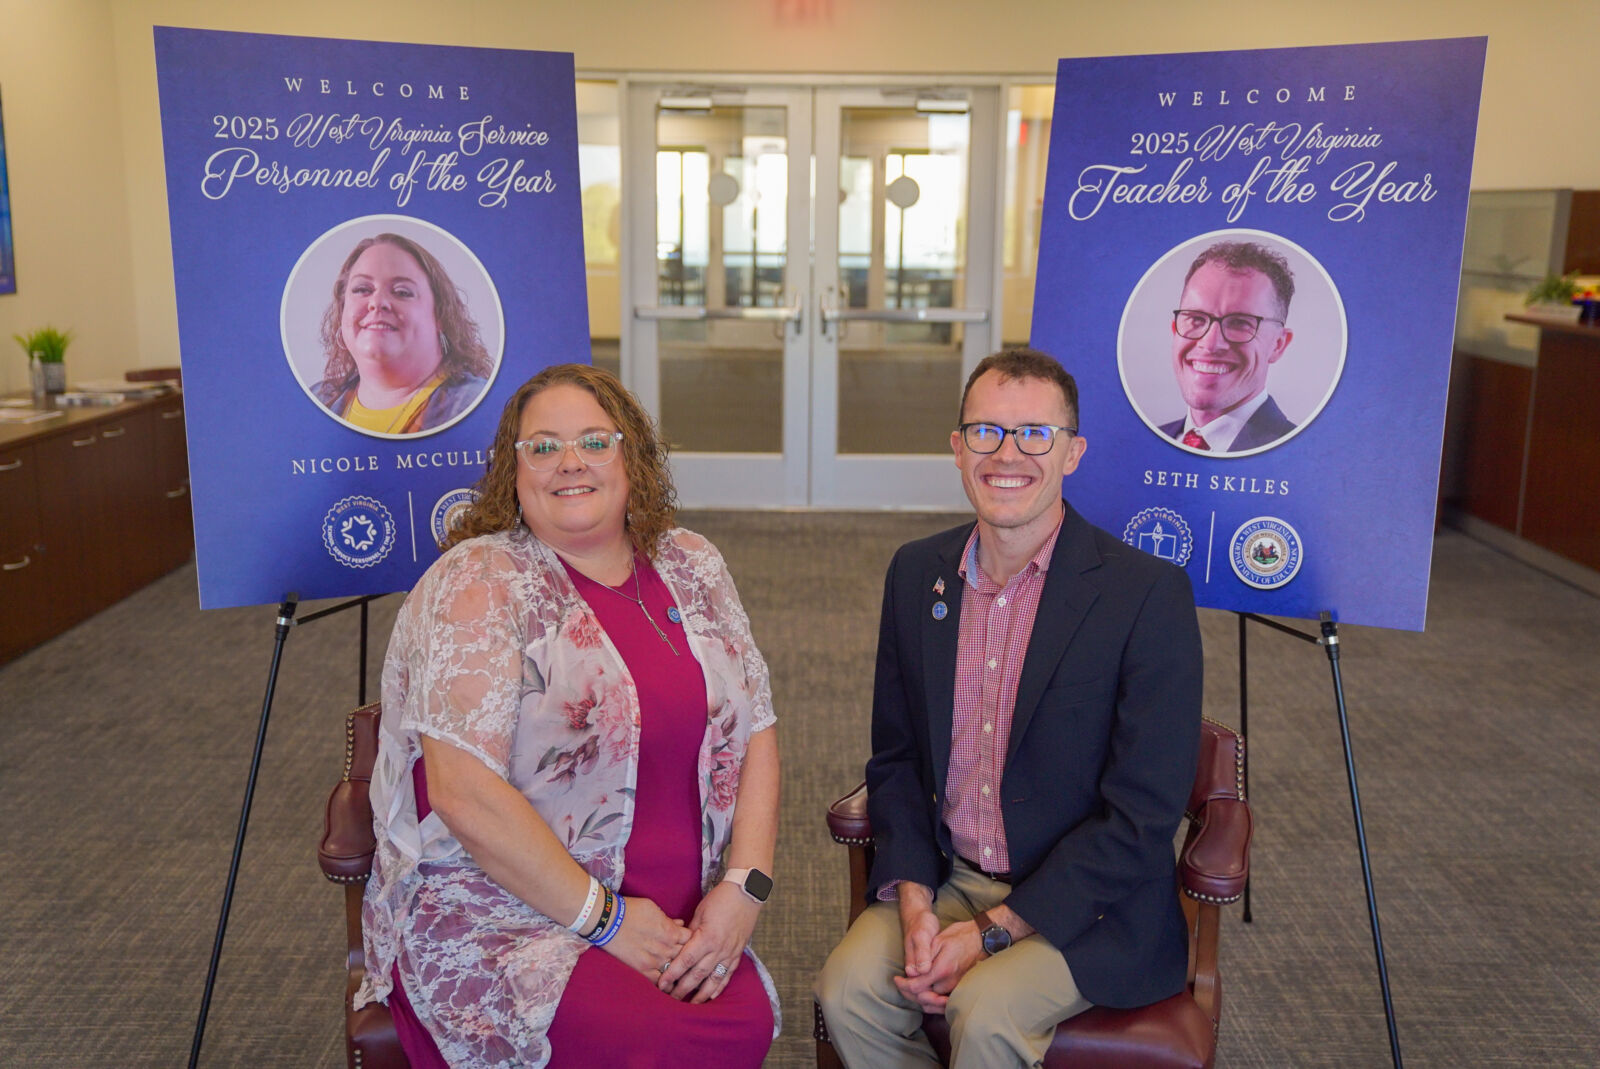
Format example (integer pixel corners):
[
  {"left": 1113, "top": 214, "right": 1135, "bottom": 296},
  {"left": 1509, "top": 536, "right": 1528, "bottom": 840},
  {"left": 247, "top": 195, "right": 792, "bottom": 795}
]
[
  {"left": 1121, "top": 507, "right": 1194, "bottom": 566},
  {"left": 1229, "top": 517, "right": 1303, "bottom": 589},
  {"left": 430, "top": 488, "right": 477, "bottom": 548},
  {"left": 322, "top": 495, "right": 397, "bottom": 569}
]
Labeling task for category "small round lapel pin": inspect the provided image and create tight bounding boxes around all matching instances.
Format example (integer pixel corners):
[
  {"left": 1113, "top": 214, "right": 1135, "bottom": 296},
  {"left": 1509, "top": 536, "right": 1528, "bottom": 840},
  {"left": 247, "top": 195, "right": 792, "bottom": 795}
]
[{"left": 932, "top": 601, "right": 948, "bottom": 621}]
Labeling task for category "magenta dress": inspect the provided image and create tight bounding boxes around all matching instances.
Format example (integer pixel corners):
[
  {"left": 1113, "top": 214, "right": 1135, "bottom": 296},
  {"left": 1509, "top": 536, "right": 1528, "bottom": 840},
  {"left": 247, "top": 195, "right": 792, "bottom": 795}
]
[{"left": 387, "top": 553, "right": 774, "bottom": 1068}]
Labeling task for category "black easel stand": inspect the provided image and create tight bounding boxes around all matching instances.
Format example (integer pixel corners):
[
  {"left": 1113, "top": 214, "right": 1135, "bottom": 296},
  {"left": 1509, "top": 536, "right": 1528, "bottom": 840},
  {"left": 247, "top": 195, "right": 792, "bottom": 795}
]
[
  {"left": 187, "top": 591, "right": 383, "bottom": 1069},
  {"left": 1237, "top": 610, "right": 1403, "bottom": 1069}
]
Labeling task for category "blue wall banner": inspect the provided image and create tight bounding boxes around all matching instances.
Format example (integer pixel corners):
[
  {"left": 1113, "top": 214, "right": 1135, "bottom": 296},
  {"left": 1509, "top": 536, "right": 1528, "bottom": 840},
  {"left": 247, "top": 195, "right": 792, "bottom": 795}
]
[
  {"left": 1032, "top": 38, "right": 1486, "bottom": 631},
  {"left": 154, "top": 28, "right": 587, "bottom": 609}
]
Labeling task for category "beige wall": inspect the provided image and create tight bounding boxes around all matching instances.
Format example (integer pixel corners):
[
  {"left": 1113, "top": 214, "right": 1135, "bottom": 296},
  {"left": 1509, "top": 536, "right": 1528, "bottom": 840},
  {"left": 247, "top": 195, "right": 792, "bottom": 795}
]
[
  {"left": 0, "top": 0, "right": 138, "bottom": 393},
  {"left": 2, "top": 0, "right": 1597, "bottom": 388}
]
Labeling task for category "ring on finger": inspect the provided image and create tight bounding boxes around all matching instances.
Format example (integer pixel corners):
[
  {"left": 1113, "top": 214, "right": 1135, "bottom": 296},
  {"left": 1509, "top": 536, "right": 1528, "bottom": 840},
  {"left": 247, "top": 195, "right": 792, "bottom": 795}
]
[
  {"left": 712, "top": 962, "right": 729, "bottom": 979},
  {"left": 659, "top": 959, "right": 673, "bottom": 973}
]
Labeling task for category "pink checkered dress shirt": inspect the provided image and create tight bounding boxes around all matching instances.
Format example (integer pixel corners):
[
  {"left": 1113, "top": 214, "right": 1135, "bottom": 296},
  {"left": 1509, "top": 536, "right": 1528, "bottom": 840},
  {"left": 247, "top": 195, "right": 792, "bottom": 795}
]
[{"left": 943, "top": 518, "right": 1062, "bottom": 876}]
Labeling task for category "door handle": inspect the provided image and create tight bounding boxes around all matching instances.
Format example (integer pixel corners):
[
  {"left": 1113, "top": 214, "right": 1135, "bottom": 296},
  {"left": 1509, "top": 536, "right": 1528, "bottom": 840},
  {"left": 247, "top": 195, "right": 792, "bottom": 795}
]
[
  {"left": 634, "top": 297, "right": 803, "bottom": 324},
  {"left": 821, "top": 307, "right": 989, "bottom": 326},
  {"left": 2, "top": 555, "right": 30, "bottom": 572}
]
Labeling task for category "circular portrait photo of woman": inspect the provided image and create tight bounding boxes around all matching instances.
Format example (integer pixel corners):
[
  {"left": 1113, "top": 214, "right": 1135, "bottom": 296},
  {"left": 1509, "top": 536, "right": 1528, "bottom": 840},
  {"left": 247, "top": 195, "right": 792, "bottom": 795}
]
[
  {"left": 1117, "top": 228, "right": 1346, "bottom": 458},
  {"left": 282, "top": 215, "right": 504, "bottom": 439}
]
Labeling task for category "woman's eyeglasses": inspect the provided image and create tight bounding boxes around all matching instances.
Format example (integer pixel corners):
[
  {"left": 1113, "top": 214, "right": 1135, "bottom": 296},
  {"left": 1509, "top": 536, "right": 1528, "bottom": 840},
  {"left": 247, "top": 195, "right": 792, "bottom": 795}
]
[{"left": 514, "top": 431, "right": 624, "bottom": 471}]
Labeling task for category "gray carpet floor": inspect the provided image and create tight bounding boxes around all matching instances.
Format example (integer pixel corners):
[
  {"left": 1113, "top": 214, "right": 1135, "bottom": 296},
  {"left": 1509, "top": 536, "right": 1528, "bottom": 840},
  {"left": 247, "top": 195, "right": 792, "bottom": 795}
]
[{"left": 1, "top": 513, "right": 1596, "bottom": 1067}]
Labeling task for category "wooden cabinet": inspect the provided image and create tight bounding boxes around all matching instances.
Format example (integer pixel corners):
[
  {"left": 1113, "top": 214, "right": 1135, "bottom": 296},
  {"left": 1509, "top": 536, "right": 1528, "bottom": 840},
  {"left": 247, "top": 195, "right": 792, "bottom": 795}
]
[
  {"left": 0, "top": 441, "right": 51, "bottom": 660},
  {"left": 0, "top": 394, "right": 194, "bottom": 663},
  {"left": 153, "top": 397, "right": 193, "bottom": 575}
]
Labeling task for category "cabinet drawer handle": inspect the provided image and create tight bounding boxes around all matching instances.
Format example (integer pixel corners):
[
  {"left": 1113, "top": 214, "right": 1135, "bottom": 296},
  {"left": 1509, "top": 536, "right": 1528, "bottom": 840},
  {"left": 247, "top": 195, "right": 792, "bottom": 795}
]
[
  {"left": 101, "top": 427, "right": 127, "bottom": 439},
  {"left": 162, "top": 409, "right": 184, "bottom": 420},
  {"left": 166, "top": 486, "right": 189, "bottom": 499},
  {"left": 73, "top": 435, "right": 97, "bottom": 447},
  {"left": 0, "top": 458, "right": 21, "bottom": 471},
  {"left": 2, "top": 555, "right": 30, "bottom": 572}
]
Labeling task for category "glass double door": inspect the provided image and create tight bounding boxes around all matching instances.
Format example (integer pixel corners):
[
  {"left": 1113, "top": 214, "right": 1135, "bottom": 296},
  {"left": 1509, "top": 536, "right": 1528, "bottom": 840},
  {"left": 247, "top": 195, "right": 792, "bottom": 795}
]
[{"left": 624, "top": 83, "right": 1000, "bottom": 508}]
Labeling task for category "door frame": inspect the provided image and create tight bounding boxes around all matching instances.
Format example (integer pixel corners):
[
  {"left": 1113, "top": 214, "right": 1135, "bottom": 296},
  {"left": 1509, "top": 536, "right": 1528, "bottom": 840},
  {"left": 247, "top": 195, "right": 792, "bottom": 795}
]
[
  {"left": 622, "top": 82, "right": 814, "bottom": 506},
  {"left": 616, "top": 75, "right": 1012, "bottom": 509}
]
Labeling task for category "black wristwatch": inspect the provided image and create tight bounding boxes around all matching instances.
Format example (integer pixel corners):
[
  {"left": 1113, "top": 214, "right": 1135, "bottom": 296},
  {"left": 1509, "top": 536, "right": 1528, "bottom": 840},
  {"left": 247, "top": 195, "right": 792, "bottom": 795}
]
[
  {"left": 722, "top": 867, "right": 773, "bottom": 903},
  {"left": 974, "top": 910, "right": 1012, "bottom": 956}
]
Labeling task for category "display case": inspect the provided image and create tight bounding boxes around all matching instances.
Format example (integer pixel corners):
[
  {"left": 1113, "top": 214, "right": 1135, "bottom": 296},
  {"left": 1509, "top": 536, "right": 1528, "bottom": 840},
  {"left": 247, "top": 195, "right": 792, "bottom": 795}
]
[{"left": 1444, "top": 190, "right": 1600, "bottom": 587}]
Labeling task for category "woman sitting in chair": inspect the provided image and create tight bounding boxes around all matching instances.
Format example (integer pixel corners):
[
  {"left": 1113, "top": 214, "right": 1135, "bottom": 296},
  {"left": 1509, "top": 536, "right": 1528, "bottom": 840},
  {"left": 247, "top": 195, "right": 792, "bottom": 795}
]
[{"left": 356, "top": 364, "right": 780, "bottom": 1067}]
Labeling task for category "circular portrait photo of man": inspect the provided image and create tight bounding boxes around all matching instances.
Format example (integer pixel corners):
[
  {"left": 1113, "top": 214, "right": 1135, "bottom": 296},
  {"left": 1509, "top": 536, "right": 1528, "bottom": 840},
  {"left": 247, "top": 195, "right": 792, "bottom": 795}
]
[
  {"left": 1118, "top": 229, "right": 1346, "bottom": 458},
  {"left": 282, "top": 215, "right": 504, "bottom": 439}
]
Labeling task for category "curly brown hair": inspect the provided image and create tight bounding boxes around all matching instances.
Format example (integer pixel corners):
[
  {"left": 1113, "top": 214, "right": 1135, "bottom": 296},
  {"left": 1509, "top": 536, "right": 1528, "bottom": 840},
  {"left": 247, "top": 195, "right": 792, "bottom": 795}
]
[
  {"left": 318, "top": 233, "right": 494, "bottom": 389},
  {"left": 444, "top": 364, "right": 679, "bottom": 558}
]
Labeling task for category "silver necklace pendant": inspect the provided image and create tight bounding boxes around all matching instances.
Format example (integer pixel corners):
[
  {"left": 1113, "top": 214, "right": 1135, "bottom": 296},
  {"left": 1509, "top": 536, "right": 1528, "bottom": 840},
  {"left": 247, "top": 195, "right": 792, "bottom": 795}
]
[{"left": 601, "top": 562, "right": 680, "bottom": 657}]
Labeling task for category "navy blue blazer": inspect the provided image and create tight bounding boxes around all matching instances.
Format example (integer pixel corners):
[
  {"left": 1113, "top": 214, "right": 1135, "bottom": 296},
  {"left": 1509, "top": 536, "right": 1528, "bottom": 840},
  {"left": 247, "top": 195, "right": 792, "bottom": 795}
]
[
  {"left": 1160, "top": 393, "right": 1295, "bottom": 452},
  {"left": 864, "top": 501, "right": 1203, "bottom": 1009}
]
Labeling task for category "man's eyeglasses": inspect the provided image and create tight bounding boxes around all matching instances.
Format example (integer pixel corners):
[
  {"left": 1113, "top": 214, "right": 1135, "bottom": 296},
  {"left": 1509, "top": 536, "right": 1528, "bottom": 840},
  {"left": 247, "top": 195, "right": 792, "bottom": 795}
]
[
  {"left": 514, "top": 431, "right": 624, "bottom": 471},
  {"left": 958, "top": 422, "right": 1076, "bottom": 456},
  {"left": 1173, "top": 309, "right": 1284, "bottom": 344}
]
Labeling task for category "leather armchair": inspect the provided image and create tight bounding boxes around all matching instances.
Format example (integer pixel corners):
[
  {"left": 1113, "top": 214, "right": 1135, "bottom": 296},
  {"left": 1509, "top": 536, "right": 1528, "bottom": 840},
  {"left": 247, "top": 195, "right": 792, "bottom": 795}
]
[
  {"left": 316, "top": 703, "right": 410, "bottom": 1069},
  {"left": 815, "top": 717, "right": 1252, "bottom": 1069}
]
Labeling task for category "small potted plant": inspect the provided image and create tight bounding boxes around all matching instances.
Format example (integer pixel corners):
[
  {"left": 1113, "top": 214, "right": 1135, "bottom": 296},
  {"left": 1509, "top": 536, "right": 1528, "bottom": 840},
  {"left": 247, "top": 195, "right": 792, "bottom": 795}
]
[
  {"left": 1524, "top": 273, "right": 1583, "bottom": 322},
  {"left": 12, "top": 326, "right": 72, "bottom": 393}
]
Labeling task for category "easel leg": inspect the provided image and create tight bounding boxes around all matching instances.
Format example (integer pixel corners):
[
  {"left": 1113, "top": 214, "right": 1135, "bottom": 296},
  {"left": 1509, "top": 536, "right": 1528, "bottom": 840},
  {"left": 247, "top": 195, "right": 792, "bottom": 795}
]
[
  {"left": 1237, "top": 612, "right": 1252, "bottom": 922},
  {"left": 1319, "top": 617, "right": 1404, "bottom": 1068},
  {"left": 359, "top": 599, "right": 369, "bottom": 706},
  {"left": 187, "top": 595, "right": 298, "bottom": 1068},
  {"left": 187, "top": 592, "right": 384, "bottom": 1067}
]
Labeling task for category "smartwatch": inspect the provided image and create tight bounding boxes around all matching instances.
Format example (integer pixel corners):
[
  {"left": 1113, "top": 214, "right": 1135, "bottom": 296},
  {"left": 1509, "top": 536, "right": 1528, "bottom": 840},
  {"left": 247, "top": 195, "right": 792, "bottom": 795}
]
[
  {"left": 722, "top": 867, "right": 773, "bottom": 904},
  {"left": 974, "top": 910, "right": 1012, "bottom": 956}
]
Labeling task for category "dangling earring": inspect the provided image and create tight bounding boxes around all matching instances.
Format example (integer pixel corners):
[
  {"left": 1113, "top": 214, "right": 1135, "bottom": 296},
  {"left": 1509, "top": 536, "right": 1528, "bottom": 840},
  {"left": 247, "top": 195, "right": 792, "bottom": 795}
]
[{"left": 438, "top": 331, "right": 451, "bottom": 357}]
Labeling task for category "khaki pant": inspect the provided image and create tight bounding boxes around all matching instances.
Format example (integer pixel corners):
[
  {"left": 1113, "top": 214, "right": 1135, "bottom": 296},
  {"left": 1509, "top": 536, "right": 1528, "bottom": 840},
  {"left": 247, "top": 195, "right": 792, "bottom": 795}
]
[{"left": 815, "top": 861, "right": 1090, "bottom": 1069}]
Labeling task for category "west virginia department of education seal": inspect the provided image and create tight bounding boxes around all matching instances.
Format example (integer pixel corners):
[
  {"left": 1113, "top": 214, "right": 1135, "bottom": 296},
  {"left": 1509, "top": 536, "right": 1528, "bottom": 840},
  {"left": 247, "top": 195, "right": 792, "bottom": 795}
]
[
  {"left": 1229, "top": 516, "right": 1302, "bottom": 589},
  {"left": 322, "top": 495, "right": 397, "bottom": 569},
  {"left": 1121, "top": 507, "right": 1194, "bottom": 566},
  {"left": 430, "top": 488, "right": 477, "bottom": 547}
]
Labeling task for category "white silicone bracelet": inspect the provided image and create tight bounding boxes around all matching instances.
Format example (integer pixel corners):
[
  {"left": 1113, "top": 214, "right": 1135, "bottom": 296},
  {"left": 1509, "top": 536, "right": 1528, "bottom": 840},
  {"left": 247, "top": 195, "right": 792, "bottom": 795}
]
[{"left": 568, "top": 875, "right": 601, "bottom": 933}]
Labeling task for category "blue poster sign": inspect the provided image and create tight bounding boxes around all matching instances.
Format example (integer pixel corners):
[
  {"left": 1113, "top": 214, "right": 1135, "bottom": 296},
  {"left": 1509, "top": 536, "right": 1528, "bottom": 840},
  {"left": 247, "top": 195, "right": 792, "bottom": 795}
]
[
  {"left": 1032, "top": 38, "right": 1486, "bottom": 630},
  {"left": 154, "top": 28, "right": 587, "bottom": 609}
]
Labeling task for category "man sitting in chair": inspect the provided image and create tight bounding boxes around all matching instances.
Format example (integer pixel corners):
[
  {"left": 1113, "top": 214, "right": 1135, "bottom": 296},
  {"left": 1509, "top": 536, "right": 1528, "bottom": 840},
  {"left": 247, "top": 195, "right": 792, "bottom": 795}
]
[{"left": 816, "top": 348, "right": 1203, "bottom": 1068}]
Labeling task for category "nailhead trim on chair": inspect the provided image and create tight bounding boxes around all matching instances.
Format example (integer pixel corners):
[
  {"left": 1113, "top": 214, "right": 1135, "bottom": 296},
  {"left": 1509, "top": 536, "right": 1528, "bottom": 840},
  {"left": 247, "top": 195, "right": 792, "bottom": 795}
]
[
  {"left": 828, "top": 833, "right": 872, "bottom": 846},
  {"left": 813, "top": 1000, "right": 832, "bottom": 1042},
  {"left": 1204, "top": 715, "right": 1248, "bottom": 801},
  {"left": 1185, "top": 887, "right": 1243, "bottom": 905},
  {"left": 343, "top": 714, "right": 356, "bottom": 781},
  {"left": 324, "top": 872, "right": 370, "bottom": 885}
]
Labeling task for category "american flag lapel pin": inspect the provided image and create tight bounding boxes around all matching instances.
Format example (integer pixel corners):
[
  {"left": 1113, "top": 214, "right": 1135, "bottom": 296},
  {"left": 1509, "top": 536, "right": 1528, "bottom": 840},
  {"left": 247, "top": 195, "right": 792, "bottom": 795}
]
[{"left": 933, "top": 577, "right": 945, "bottom": 596}]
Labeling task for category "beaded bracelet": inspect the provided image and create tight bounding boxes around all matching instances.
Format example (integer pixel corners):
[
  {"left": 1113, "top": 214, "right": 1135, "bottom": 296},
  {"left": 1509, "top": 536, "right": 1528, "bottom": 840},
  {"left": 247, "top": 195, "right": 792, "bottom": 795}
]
[
  {"left": 589, "top": 893, "right": 626, "bottom": 947},
  {"left": 567, "top": 876, "right": 601, "bottom": 934},
  {"left": 583, "top": 888, "right": 616, "bottom": 942}
]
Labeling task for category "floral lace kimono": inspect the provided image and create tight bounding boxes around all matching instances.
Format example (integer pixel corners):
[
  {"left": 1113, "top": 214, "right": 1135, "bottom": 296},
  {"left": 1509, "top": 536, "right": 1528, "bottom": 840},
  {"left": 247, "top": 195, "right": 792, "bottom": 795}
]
[{"left": 356, "top": 525, "right": 780, "bottom": 1067}]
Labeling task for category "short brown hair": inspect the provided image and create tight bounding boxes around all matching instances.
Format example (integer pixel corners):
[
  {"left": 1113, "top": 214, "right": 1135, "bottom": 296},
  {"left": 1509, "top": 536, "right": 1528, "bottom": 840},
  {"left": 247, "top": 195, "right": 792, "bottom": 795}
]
[
  {"left": 958, "top": 348, "right": 1079, "bottom": 429},
  {"left": 444, "top": 364, "right": 678, "bottom": 558}
]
